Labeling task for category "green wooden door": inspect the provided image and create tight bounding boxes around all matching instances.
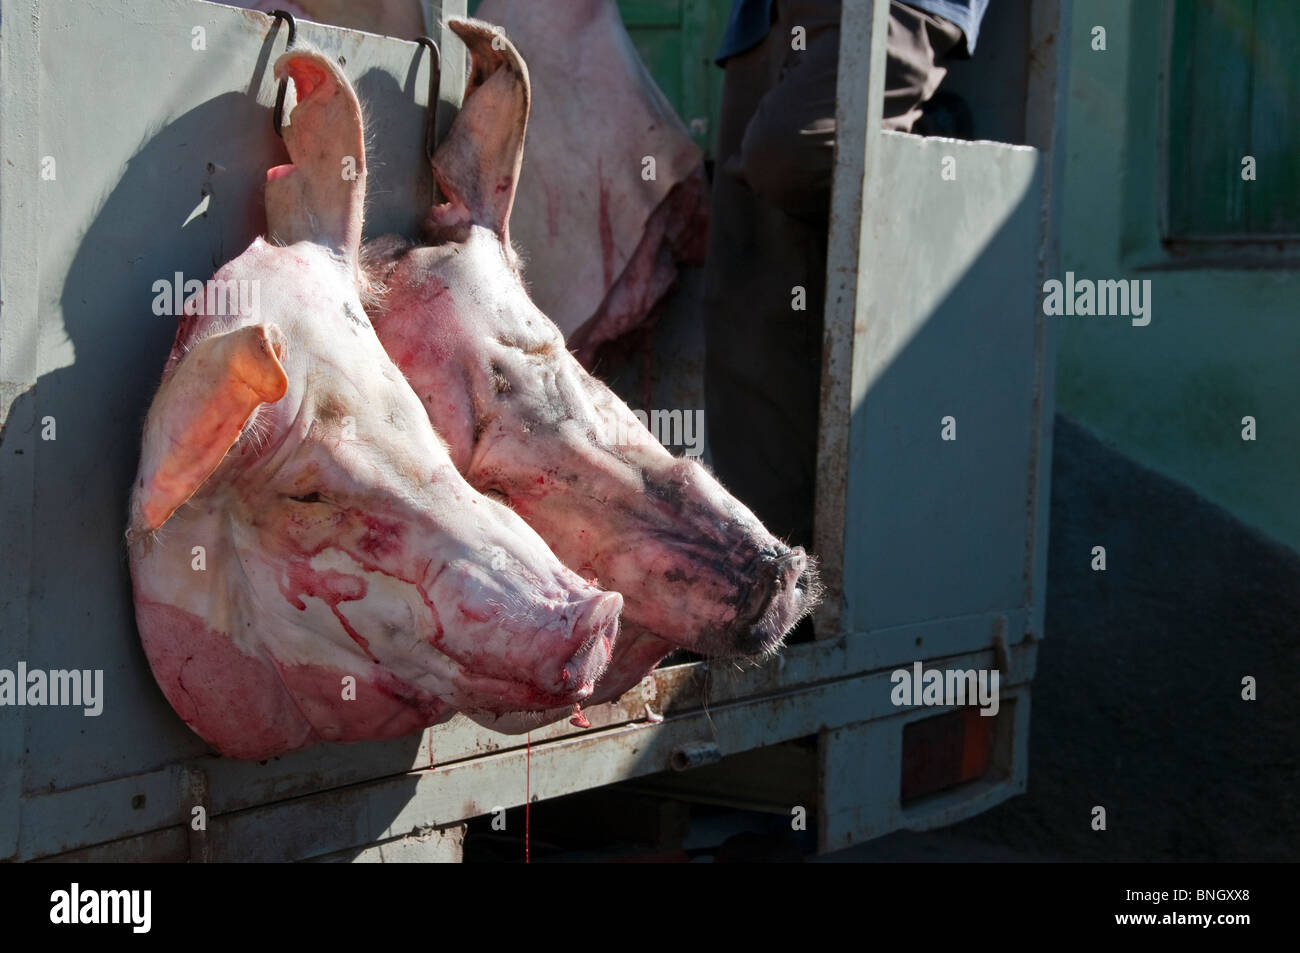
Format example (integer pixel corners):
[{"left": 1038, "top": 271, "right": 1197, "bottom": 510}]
[
  {"left": 618, "top": 0, "right": 732, "bottom": 157},
  {"left": 1167, "top": 0, "right": 1300, "bottom": 240}
]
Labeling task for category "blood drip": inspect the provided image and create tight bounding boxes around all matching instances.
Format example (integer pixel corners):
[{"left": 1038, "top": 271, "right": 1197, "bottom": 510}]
[
  {"left": 525, "top": 732, "right": 531, "bottom": 864},
  {"left": 569, "top": 704, "right": 591, "bottom": 729}
]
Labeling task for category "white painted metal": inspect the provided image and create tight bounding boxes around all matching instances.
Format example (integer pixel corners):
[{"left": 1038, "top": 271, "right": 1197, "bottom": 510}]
[
  {"left": 12, "top": 616, "right": 1034, "bottom": 859},
  {"left": 814, "top": 0, "right": 1069, "bottom": 851},
  {"left": 45, "top": 641, "right": 1035, "bottom": 861}
]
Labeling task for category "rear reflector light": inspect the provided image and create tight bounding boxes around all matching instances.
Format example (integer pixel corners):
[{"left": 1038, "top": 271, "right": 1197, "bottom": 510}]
[{"left": 900, "top": 706, "right": 995, "bottom": 803}]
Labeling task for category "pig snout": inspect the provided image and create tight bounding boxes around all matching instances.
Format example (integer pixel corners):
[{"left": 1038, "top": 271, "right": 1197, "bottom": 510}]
[
  {"left": 556, "top": 590, "right": 622, "bottom": 695},
  {"left": 444, "top": 567, "right": 621, "bottom": 706},
  {"left": 593, "top": 526, "right": 818, "bottom": 659},
  {"left": 730, "top": 546, "right": 818, "bottom": 656}
]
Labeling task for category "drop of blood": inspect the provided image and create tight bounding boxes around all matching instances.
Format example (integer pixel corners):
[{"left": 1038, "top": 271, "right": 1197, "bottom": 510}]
[{"left": 569, "top": 704, "right": 591, "bottom": 729}]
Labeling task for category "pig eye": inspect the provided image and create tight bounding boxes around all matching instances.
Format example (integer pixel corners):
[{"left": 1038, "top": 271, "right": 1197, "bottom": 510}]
[
  {"left": 288, "top": 492, "right": 326, "bottom": 504},
  {"left": 483, "top": 488, "right": 513, "bottom": 508},
  {"left": 490, "top": 365, "right": 511, "bottom": 395}
]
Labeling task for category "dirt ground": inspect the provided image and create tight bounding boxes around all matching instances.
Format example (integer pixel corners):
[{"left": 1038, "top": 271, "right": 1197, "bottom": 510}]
[{"left": 831, "top": 415, "right": 1300, "bottom": 862}]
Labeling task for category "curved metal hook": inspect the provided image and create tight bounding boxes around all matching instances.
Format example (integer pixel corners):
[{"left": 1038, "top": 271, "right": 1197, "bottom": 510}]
[
  {"left": 412, "top": 36, "right": 442, "bottom": 163},
  {"left": 270, "top": 10, "right": 298, "bottom": 138}
]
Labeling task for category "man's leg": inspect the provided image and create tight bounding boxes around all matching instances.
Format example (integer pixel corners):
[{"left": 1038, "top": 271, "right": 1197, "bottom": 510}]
[
  {"left": 732, "top": 0, "right": 966, "bottom": 220},
  {"left": 881, "top": 3, "right": 966, "bottom": 131}
]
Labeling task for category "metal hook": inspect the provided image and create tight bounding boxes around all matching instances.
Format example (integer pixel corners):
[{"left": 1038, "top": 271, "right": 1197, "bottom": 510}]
[
  {"left": 412, "top": 36, "right": 441, "bottom": 163},
  {"left": 271, "top": 10, "right": 298, "bottom": 138}
]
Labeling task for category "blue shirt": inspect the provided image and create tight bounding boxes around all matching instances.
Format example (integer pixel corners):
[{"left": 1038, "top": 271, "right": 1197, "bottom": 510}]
[{"left": 715, "top": 0, "right": 989, "bottom": 64}]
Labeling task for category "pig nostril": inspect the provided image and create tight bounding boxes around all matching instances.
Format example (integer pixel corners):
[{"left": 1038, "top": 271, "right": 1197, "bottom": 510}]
[
  {"left": 774, "top": 550, "right": 807, "bottom": 577},
  {"left": 753, "top": 549, "right": 806, "bottom": 590},
  {"left": 556, "top": 590, "right": 622, "bottom": 694},
  {"left": 582, "top": 591, "right": 624, "bottom": 630},
  {"left": 730, "top": 547, "right": 814, "bottom": 652}
]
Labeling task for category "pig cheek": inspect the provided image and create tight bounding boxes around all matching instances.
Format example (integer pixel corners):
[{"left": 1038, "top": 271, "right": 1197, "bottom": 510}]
[
  {"left": 256, "top": 542, "right": 456, "bottom": 706},
  {"left": 478, "top": 450, "right": 621, "bottom": 582},
  {"left": 470, "top": 439, "right": 573, "bottom": 531},
  {"left": 255, "top": 503, "right": 341, "bottom": 562},
  {"left": 253, "top": 508, "right": 415, "bottom": 631},
  {"left": 351, "top": 510, "right": 409, "bottom": 565},
  {"left": 495, "top": 482, "right": 601, "bottom": 582},
  {"left": 475, "top": 469, "right": 604, "bottom": 585},
  {"left": 272, "top": 662, "right": 452, "bottom": 743},
  {"left": 377, "top": 278, "right": 462, "bottom": 397},
  {"left": 135, "top": 600, "right": 315, "bottom": 760},
  {"left": 267, "top": 505, "right": 411, "bottom": 576},
  {"left": 276, "top": 560, "right": 376, "bottom": 659},
  {"left": 603, "top": 546, "right": 738, "bottom": 644},
  {"left": 139, "top": 580, "right": 452, "bottom": 755}
]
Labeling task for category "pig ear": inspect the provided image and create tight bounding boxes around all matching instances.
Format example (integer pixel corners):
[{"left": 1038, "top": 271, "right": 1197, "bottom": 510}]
[
  {"left": 266, "top": 48, "right": 367, "bottom": 262},
  {"left": 131, "top": 325, "right": 288, "bottom": 536},
  {"left": 429, "top": 17, "right": 531, "bottom": 243}
]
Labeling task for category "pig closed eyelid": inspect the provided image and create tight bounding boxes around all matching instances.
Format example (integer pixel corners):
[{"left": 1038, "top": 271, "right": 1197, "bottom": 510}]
[
  {"left": 491, "top": 366, "right": 511, "bottom": 394},
  {"left": 287, "top": 491, "right": 327, "bottom": 504}
]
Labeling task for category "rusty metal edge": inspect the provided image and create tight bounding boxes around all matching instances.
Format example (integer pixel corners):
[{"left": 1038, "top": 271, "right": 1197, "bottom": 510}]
[
  {"left": 34, "top": 643, "right": 1034, "bottom": 861},
  {"left": 1021, "top": 0, "right": 1071, "bottom": 641},
  {"left": 15, "top": 608, "right": 1025, "bottom": 860},
  {"left": 813, "top": 0, "right": 891, "bottom": 640}
]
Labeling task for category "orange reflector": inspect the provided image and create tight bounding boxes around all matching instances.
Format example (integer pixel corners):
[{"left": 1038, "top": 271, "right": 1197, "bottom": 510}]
[{"left": 900, "top": 706, "right": 995, "bottom": 803}]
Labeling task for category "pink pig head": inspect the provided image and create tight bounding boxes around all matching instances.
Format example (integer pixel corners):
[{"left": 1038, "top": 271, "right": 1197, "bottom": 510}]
[
  {"left": 127, "top": 48, "right": 619, "bottom": 760},
  {"left": 366, "top": 20, "right": 820, "bottom": 683}
]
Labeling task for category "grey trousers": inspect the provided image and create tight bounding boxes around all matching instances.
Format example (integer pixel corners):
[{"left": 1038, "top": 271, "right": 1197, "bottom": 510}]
[{"left": 702, "top": 0, "right": 963, "bottom": 553}]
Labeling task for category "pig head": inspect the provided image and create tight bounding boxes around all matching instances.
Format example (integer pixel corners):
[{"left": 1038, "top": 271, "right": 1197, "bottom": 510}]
[
  {"left": 128, "top": 48, "right": 619, "bottom": 760},
  {"left": 366, "top": 20, "right": 820, "bottom": 711}
]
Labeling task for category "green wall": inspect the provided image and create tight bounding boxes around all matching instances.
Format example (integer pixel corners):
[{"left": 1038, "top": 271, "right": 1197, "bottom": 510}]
[{"left": 1057, "top": 0, "right": 1300, "bottom": 552}]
